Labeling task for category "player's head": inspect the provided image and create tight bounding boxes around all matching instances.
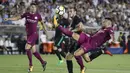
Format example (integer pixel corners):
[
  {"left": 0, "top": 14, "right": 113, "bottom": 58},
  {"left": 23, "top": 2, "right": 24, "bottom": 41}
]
[
  {"left": 102, "top": 18, "right": 112, "bottom": 28},
  {"left": 69, "top": 7, "right": 77, "bottom": 18},
  {"left": 29, "top": 3, "right": 37, "bottom": 13}
]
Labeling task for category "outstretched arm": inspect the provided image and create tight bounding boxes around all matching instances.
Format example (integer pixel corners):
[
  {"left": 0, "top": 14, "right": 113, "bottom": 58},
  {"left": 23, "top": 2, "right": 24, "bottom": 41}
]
[
  {"left": 38, "top": 21, "right": 49, "bottom": 40},
  {"left": 39, "top": 21, "right": 47, "bottom": 32},
  {"left": 110, "top": 34, "right": 115, "bottom": 42},
  {"left": 4, "top": 16, "right": 21, "bottom": 21}
]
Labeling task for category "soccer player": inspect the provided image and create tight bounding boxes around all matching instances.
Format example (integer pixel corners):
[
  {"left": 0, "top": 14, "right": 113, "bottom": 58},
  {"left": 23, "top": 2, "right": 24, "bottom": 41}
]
[
  {"left": 53, "top": 13, "right": 69, "bottom": 65},
  {"left": 54, "top": 6, "right": 113, "bottom": 73},
  {"left": 58, "top": 7, "right": 110, "bottom": 73},
  {"left": 64, "top": 7, "right": 111, "bottom": 73},
  {"left": 65, "top": 7, "right": 85, "bottom": 73},
  {"left": 53, "top": 15, "right": 114, "bottom": 62},
  {"left": 4, "top": 3, "right": 47, "bottom": 72}
]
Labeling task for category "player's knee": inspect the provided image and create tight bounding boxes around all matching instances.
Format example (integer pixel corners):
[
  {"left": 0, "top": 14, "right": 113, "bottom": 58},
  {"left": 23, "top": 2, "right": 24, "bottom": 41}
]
[
  {"left": 82, "top": 53, "right": 91, "bottom": 62},
  {"left": 53, "top": 46, "right": 57, "bottom": 50},
  {"left": 74, "top": 52, "right": 81, "bottom": 56},
  {"left": 74, "top": 51, "right": 77, "bottom": 56},
  {"left": 58, "top": 48, "right": 62, "bottom": 52},
  {"left": 65, "top": 56, "right": 72, "bottom": 60},
  {"left": 65, "top": 53, "right": 73, "bottom": 60},
  {"left": 84, "top": 57, "right": 91, "bottom": 62},
  {"left": 74, "top": 48, "right": 84, "bottom": 56},
  {"left": 32, "top": 48, "right": 36, "bottom": 53}
]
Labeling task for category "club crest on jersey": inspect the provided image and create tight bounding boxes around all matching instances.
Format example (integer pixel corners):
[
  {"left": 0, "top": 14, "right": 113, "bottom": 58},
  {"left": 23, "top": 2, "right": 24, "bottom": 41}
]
[{"left": 35, "top": 16, "right": 38, "bottom": 19}]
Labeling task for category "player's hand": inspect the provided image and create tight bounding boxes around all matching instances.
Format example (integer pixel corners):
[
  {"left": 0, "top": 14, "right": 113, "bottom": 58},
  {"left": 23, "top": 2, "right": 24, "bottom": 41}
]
[
  {"left": 53, "top": 15, "right": 59, "bottom": 28},
  {"left": 4, "top": 18, "right": 8, "bottom": 21}
]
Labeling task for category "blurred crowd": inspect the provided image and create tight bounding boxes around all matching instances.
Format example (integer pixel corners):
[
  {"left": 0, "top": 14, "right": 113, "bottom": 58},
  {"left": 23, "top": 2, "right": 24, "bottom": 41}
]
[
  {"left": 0, "top": 0, "right": 130, "bottom": 54},
  {"left": 0, "top": 0, "right": 130, "bottom": 31}
]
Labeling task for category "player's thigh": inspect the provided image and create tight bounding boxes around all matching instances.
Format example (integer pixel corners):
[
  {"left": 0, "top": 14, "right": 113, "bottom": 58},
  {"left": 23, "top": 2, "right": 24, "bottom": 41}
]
[
  {"left": 25, "top": 43, "right": 32, "bottom": 50},
  {"left": 72, "top": 33, "right": 80, "bottom": 41},
  {"left": 32, "top": 45, "right": 36, "bottom": 53},
  {"left": 77, "top": 42, "right": 93, "bottom": 56},
  {"left": 74, "top": 48, "right": 84, "bottom": 56},
  {"left": 65, "top": 52, "right": 74, "bottom": 60},
  {"left": 82, "top": 53, "right": 91, "bottom": 62}
]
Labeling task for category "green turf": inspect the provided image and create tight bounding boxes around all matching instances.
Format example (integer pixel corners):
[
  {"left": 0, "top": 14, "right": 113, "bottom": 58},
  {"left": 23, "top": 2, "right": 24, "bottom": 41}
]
[{"left": 0, "top": 54, "right": 130, "bottom": 73}]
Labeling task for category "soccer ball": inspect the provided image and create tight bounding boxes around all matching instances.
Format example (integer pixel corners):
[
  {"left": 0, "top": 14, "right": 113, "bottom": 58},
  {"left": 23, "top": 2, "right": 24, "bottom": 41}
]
[{"left": 55, "top": 5, "right": 65, "bottom": 15}]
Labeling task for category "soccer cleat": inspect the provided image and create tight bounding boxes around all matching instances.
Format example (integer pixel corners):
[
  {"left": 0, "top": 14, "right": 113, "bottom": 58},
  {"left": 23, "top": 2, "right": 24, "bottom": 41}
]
[
  {"left": 102, "top": 47, "right": 113, "bottom": 56},
  {"left": 80, "top": 67, "right": 86, "bottom": 73},
  {"left": 57, "top": 60, "right": 64, "bottom": 65},
  {"left": 28, "top": 66, "right": 33, "bottom": 73},
  {"left": 42, "top": 61, "right": 47, "bottom": 71},
  {"left": 104, "top": 50, "right": 113, "bottom": 56}
]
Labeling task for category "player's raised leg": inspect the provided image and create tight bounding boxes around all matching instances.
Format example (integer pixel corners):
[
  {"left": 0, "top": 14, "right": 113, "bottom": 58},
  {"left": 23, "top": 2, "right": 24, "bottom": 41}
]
[{"left": 82, "top": 47, "right": 112, "bottom": 63}]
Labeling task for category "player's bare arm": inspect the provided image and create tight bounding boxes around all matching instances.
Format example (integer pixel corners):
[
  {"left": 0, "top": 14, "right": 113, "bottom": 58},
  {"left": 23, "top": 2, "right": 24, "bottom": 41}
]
[
  {"left": 39, "top": 21, "right": 47, "bottom": 32},
  {"left": 110, "top": 34, "right": 115, "bottom": 44},
  {"left": 39, "top": 21, "right": 49, "bottom": 39},
  {"left": 4, "top": 16, "right": 21, "bottom": 21}
]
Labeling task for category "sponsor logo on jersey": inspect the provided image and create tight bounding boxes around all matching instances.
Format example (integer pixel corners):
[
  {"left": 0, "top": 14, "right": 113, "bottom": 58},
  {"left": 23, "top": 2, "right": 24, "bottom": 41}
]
[
  {"left": 35, "top": 16, "right": 38, "bottom": 19},
  {"left": 27, "top": 19, "right": 37, "bottom": 23}
]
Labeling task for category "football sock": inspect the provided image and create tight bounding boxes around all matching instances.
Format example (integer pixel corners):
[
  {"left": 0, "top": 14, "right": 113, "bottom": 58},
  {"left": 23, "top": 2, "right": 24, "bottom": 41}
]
[
  {"left": 60, "top": 51, "right": 66, "bottom": 58},
  {"left": 58, "top": 26, "right": 73, "bottom": 37},
  {"left": 54, "top": 50, "right": 62, "bottom": 60},
  {"left": 26, "top": 49, "right": 32, "bottom": 66},
  {"left": 33, "top": 51, "right": 45, "bottom": 64},
  {"left": 89, "top": 49, "right": 103, "bottom": 61},
  {"left": 66, "top": 60, "right": 73, "bottom": 73},
  {"left": 75, "top": 56, "right": 84, "bottom": 70}
]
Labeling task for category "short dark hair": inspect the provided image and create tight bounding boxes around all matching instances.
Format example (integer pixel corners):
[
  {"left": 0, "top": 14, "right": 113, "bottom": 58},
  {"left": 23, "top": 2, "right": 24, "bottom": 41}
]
[
  {"left": 70, "top": 6, "right": 77, "bottom": 12},
  {"left": 105, "top": 17, "right": 112, "bottom": 21},
  {"left": 120, "top": 32, "right": 122, "bottom": 34},
  {"left": 30, "top": 3, "right": 37, "bottom": 6}
]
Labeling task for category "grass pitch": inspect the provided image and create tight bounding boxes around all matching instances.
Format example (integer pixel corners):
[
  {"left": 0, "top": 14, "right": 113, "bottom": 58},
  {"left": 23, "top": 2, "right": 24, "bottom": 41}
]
[{"left": 0, "top": 54, "right": 130, "bottom": 73}]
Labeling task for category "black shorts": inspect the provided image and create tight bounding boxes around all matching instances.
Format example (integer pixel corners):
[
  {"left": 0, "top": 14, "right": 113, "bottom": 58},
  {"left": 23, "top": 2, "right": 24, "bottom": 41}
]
[
  {"left": 63, "top": 37, "right": 70, "bottom": 53},
  {"left": 54, "top": 35, "right": 65, "bottom": 48},
  {"left": 65, "top": 38, "right": 80, "bottom": 53}
]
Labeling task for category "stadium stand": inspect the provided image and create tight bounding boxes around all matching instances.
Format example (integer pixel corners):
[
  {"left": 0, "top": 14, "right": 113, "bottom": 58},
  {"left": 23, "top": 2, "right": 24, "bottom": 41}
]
[{"left": 0, "top": 0, "right": 130, "bottom": 54}]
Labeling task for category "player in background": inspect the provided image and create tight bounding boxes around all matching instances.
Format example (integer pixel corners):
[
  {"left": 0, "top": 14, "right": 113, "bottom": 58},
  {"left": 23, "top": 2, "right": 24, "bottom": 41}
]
[
  {"left": 66, "top": 7, "right": 85, "bottom": 73},
  {"left": 4, "top": 3, "right": 47, "bottom": 72},
  {"left": 53, "top": 12, "right": 69, "bottom": 65}
]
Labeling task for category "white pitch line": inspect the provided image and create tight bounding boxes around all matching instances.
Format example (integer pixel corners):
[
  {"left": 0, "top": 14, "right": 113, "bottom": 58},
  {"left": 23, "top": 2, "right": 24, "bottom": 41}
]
[{"left": 0, "top": 66, "right": 130, "bottom": 73}]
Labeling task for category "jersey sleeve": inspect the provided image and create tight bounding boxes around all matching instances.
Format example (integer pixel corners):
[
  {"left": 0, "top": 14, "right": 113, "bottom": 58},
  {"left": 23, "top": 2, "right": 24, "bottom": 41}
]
[
  {"left": 107, "top": 27, "right": 114, "bottom": 35},
  {"left": 21, "top": 13, "right": 26, "bottom": 18},
  {"left": 38, "top": 13, "right": 42, "bottom": 21}
]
